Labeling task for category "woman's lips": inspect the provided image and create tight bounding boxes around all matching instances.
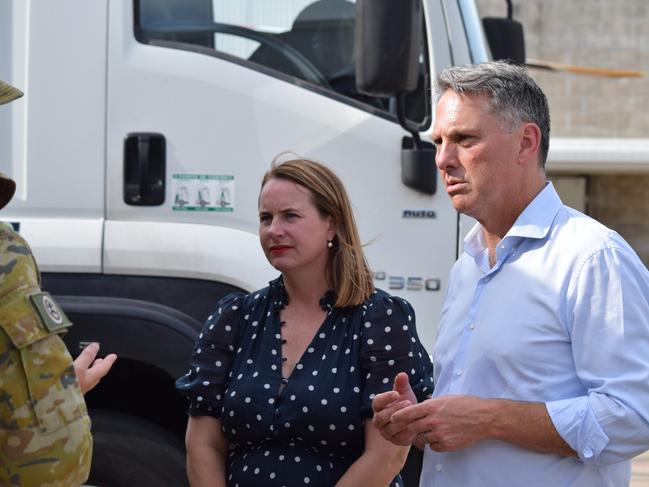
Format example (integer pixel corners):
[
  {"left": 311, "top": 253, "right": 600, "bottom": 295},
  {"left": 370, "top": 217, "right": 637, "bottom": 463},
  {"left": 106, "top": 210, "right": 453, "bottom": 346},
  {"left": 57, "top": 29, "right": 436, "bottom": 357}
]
[{"left": 269, "top": 245, "right": 291, "bottom": 254}]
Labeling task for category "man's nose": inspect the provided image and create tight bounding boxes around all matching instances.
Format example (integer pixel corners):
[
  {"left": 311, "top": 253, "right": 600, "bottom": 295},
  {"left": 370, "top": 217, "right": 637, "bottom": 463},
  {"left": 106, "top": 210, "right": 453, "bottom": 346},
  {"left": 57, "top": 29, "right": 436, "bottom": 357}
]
[{"left": 435, "top": 141, "right": 458, "bottom": 171}]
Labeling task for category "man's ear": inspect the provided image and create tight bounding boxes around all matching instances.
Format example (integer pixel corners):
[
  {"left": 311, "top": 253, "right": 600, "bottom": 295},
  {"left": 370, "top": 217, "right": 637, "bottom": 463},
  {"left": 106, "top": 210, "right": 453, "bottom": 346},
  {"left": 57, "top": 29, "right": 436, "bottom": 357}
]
[{"left": 518, "top": 123, "right": 542, "bottom": 166}]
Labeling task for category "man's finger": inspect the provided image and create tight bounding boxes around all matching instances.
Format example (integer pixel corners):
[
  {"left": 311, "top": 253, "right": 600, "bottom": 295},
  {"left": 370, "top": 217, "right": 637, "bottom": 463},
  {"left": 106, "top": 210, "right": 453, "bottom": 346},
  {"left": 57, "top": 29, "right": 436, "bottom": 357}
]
[
  {"left": 372, "top": 390, "right": 400, "bottom": 413},
  {"left": 391, "top": 399, "right": 433, "bottom": 426},
  {"left": 374, "top": 399, "right": 411, "bottom": 424},
  {"left": 406, "top": 415, "right": 440, "bottom": 436},
  {"left": 393, "top": 372, "right": 412, "bottom": 395},
  {"left": 374, "top": 400, "right": 414, "bottom": 440}
]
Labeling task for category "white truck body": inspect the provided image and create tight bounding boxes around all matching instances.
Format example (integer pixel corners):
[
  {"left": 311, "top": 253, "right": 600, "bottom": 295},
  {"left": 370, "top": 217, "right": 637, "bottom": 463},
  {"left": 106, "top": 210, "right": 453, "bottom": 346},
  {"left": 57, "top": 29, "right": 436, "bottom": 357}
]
[
  {"left": 1, "top": 0, "right": 487, "bottom": 346},
  {"left": 0, "top": 0, "right": 493, "bottom": 484}
]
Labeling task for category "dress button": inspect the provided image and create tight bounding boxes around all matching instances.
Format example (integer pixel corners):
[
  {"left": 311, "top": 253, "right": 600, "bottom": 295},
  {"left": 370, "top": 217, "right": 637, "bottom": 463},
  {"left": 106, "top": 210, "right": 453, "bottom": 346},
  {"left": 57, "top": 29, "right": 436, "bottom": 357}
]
[
  {"left": 282, "top": 357, "right": 288, "bottom": 362},
  {"left": 281, "top": 378, "right": 288, "bottom": 384},
  {"left": 281, "top": 339, "right": 287, "bottom": 344}
]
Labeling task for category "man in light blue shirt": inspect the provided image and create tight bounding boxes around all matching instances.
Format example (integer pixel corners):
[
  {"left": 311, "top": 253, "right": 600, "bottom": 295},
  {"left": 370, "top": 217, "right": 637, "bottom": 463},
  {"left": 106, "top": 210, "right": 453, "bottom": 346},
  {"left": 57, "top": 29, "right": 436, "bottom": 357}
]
[{"left": 372, "top": 61, "right": 649, "bottom": 486}]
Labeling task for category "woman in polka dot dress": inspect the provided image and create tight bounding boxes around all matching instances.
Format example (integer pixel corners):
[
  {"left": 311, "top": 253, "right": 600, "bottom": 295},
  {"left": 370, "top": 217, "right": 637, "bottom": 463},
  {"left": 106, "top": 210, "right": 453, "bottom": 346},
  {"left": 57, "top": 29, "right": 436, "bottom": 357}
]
[{"left": 176, "top": 158, "right": 434, "bottom": 487}]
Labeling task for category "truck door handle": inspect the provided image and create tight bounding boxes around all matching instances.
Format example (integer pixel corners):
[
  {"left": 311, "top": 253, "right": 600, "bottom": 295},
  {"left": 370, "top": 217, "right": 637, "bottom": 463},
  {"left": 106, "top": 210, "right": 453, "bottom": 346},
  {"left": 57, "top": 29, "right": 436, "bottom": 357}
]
[{"left": 124, "top": 133, "right": 166, "bottom": 206}]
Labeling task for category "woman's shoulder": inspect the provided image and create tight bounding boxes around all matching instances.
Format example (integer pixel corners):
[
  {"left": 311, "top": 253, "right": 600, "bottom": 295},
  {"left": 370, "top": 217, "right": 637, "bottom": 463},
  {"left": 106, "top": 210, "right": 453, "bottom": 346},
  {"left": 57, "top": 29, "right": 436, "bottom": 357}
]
[
  {"left": 210, "top": 276, "right": 282, "bottom": 316},
  {"left": 243, "top": 276, "right": 285, "bottom": 307},
  {"left": 347, "top": 289, "right": 417, "bottom": 338},
  {"left": 363, "top": 288, "right": 414, "bottom": 316}
]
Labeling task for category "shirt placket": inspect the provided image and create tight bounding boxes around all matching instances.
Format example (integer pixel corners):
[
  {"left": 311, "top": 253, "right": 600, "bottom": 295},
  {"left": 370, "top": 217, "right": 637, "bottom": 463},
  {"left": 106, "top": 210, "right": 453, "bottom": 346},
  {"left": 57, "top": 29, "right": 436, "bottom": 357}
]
[
  {"left": 445, "top": 240, "right": 517, "bottom": 395},
  {"left": 432, "top": 240, "right": 520, "bottom": 480}
]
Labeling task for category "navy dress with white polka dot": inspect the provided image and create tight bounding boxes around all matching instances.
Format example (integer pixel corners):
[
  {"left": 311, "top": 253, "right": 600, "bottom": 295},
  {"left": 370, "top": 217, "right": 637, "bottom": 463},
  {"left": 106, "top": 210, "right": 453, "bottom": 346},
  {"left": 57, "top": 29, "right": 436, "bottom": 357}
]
[{"left": 176, "top": 276, "right": 434, "bottom": 487}]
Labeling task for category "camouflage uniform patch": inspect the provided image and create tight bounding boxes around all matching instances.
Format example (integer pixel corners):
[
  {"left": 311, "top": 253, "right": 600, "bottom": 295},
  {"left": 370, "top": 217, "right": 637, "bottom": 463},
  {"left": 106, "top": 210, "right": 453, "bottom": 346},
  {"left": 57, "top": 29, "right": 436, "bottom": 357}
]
[{"left": 0, "top": 223, "right": 92, "bottom": 487}]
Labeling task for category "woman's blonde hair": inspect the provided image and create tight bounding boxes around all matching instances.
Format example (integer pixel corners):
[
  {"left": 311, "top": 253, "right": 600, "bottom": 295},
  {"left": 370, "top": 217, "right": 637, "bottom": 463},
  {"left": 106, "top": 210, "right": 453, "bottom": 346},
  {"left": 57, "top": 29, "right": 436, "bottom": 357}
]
[{"left": 261, "top": 157, "right": 374, "bottom": 307}]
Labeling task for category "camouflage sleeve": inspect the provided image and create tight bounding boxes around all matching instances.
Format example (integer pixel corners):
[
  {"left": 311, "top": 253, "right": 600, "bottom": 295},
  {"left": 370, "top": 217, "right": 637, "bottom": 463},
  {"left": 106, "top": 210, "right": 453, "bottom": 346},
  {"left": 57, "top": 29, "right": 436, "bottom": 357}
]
[{"left": 0, "top": 225, "right": 92, "bottom": 487}]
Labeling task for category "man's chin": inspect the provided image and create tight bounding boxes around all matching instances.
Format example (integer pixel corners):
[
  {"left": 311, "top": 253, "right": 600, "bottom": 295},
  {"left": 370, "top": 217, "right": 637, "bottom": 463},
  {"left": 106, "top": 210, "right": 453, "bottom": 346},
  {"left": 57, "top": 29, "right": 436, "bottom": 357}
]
[{"left": 450, "top": 195, "right": 468, "bottom": 212}]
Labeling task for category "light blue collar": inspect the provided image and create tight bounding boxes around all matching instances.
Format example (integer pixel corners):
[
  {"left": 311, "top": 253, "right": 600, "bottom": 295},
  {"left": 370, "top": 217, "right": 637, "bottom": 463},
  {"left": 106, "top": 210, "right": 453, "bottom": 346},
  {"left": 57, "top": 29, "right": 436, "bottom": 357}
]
[{"left": 464, "top": 182, "right": 563, "bottom": 257}]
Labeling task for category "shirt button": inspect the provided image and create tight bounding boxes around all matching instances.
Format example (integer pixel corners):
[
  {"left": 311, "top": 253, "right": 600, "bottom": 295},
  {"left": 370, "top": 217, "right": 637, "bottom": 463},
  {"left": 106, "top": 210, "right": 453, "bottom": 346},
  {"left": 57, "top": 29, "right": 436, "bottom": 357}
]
[
  {"left": 456, "top": 369, "right": 463, "bottom": 376},
  {"left": 436, "top": 464, "right": 442, "bottom": 471},
  {"left": 469, "top": 323, "right": 475, "bottom": 330},
  {"left": 484, "top": 276, "right": 491, "bottom": 282}
]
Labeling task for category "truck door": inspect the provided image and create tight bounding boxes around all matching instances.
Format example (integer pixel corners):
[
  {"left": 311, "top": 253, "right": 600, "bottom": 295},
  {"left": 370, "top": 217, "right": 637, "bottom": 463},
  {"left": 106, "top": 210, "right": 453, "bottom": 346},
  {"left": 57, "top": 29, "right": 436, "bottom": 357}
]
[
  {"left": 105, "top": 0, "right": 457, "bottom": 348},
  {"left": 0, "top": 1, "right": 106, "bottom": 273}
]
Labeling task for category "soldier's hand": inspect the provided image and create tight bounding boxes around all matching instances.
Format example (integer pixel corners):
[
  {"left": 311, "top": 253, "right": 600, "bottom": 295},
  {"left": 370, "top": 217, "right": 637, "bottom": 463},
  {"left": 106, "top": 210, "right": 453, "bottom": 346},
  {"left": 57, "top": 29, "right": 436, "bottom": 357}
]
[{"left": 73, "top": 342, "right": 117, "bottom": 394}]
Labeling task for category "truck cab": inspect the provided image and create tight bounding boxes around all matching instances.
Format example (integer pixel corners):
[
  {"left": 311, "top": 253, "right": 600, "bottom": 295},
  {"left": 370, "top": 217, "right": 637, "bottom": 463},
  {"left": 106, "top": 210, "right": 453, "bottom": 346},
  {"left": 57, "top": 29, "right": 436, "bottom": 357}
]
[{"left": 0, "top": 1, "right": 512, "bottom": 484}]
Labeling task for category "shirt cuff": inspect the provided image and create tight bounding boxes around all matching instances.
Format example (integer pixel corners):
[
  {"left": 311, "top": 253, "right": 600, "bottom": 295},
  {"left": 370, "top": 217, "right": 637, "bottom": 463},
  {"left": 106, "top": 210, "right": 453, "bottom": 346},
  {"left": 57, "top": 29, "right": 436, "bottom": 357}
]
[{"left": 546, "top": 397, "right": 610, "bottom": 462}]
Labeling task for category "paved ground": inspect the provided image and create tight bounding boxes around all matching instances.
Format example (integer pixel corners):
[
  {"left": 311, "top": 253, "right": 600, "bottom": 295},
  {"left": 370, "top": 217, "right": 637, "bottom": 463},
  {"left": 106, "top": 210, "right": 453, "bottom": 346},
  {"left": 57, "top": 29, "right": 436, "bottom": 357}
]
[{"left": 632, "top": 450, "right": 649, "bottom": 486}]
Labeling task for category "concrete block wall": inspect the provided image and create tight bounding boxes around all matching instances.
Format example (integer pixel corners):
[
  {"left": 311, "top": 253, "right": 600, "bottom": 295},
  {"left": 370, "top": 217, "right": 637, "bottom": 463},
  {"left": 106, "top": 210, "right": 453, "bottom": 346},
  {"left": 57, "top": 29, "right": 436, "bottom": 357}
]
[
  {"left": 475, "top": 0, "right": 649, "bottom": 264},
  {"left": 588, "top": 174, "right": 649, "bottom": 264},
  {"left": 475, "top": 0, "right": 649, "bottom": 137}
]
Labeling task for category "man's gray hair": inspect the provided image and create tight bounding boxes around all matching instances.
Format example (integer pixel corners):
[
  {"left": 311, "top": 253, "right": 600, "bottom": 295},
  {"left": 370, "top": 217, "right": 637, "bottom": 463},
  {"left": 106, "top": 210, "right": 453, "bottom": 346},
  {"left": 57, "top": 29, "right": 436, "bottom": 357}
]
[{"left": 435, "top": 61, "right": 550, "bottom": 168}]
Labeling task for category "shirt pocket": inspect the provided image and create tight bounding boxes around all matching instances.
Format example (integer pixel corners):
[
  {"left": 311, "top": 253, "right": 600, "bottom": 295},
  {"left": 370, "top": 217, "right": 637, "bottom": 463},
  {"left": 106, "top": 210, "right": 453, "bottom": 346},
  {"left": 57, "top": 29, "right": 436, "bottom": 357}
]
[{"left": 0, "top": 288, "right": 87, "bottom": 435}]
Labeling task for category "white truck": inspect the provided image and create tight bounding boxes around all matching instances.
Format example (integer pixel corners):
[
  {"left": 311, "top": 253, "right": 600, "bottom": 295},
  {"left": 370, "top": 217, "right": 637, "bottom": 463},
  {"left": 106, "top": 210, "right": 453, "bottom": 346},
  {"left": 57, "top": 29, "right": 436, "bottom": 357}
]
[{"left": 0, "top": 0, "right": 523, "bottom": 484}]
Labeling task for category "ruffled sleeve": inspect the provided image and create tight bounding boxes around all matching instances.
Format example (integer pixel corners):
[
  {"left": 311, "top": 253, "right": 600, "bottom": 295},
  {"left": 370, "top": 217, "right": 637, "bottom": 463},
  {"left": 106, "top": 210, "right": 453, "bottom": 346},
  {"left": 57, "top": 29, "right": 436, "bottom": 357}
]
[
  {"left": 175, "top": 292, "right": 245, "bottom": 418},
  {"left": 359, "top": 292, "right": 434, "bottom": 418}
]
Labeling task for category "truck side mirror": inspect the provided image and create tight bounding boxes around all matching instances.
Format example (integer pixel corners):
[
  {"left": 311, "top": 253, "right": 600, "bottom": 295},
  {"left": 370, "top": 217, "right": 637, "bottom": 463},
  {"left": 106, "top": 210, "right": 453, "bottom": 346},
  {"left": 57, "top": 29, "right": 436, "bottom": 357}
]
[
  {"left": 354, "top": 0, "right": 436, "bottom": 195},
  {"left": 354, "top": 0, "right": 422, "bottom": 97},
  {"left": 481, "top": 0, "right": 525, "bottom": 65},
  {"left": 482, "top": 17, "right": 526, "bottom": 65}
]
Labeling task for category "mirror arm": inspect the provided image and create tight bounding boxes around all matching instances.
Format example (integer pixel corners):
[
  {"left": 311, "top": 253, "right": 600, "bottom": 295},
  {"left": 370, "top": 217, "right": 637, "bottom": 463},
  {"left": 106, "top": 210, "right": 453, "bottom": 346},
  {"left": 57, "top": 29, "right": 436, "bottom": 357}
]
[{"left": 396, "top": 92, "right": 422, "bottom": 149}]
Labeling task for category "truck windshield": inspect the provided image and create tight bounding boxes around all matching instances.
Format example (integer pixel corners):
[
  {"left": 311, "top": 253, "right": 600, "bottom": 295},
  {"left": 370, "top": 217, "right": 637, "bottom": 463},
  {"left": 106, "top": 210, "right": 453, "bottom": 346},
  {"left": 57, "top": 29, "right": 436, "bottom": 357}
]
[{"left": 134, "top": 0, "right": 429, "bottom": 127}]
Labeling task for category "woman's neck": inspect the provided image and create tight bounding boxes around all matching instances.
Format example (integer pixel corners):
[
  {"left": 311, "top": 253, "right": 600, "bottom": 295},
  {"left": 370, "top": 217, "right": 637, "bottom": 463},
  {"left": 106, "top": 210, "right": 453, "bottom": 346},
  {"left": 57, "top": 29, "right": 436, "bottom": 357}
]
[{"left": 282, "top": 271, "right": 329, "bottom": 307}]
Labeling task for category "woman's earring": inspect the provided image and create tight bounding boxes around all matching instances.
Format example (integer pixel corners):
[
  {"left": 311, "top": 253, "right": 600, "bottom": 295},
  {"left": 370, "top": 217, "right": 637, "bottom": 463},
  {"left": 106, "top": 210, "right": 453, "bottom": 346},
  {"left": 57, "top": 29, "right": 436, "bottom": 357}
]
[{"left": 327, "top": 239, "right": 333, "bottom": 249}]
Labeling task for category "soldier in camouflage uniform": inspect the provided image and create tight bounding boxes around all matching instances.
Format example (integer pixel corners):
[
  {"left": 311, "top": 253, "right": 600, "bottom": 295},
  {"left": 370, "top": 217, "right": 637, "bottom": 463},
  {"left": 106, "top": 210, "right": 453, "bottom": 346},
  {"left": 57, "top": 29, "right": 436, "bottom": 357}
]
[{"left": 0, "top": 80, "right": 116, "bottom": 486}]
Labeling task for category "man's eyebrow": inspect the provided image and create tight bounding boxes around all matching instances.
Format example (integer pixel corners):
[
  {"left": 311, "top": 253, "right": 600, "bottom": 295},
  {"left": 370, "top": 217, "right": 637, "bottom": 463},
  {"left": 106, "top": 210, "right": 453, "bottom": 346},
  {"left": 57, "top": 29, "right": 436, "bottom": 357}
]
[{"left": 432, "top": 126, "right": 474, "bottom": 141}]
